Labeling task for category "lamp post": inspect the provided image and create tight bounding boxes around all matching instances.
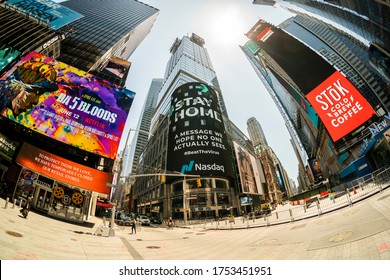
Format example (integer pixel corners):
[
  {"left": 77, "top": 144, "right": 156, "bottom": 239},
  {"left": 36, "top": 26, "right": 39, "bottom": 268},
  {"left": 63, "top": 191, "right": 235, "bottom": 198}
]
[{"left": 111, "top": 128, "right": 154, "bottom": 208}]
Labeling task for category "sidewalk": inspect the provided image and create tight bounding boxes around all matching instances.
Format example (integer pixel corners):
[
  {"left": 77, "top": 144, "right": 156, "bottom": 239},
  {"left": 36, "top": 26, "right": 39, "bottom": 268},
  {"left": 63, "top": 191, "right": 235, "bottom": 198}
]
[{"left": 1, "top": 185, "right": 390, "bottom": 260}]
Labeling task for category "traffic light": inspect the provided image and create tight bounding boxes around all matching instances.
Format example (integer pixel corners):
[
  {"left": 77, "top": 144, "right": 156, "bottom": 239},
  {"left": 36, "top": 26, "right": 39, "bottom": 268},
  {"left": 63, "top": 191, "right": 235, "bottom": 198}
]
[
  {"left": 161, "top": 175, "right": 165, "bottom": 183},
  {"left": 196, "top": 178, "right": 201, "bottom": 187}
]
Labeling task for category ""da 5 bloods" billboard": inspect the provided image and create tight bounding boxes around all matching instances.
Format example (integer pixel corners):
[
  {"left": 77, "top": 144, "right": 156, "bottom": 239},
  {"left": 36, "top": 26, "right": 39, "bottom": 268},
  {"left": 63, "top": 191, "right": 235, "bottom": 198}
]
[{"left": 0, "top": 51, "right": 135, "bottom": 159}]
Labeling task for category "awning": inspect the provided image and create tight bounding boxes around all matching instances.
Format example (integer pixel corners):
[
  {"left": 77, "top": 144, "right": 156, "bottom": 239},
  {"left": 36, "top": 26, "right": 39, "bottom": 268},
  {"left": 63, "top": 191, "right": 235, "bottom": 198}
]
[{"left": 96, "top": 202, "right": 112, "bottom": 209}]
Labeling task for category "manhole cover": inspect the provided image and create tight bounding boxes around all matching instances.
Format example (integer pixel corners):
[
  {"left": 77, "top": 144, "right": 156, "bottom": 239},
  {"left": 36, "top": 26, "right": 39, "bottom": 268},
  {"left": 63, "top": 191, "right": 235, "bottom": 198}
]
[
  {"left": 291, "top": 224, "right": 306, "bottom": 230},
  {"left": 318, "top": 220, "right": 331, "bottom": 225},
  {"left": 146, "top": 246, "right": 160, "bottom": 249},
  {"left": 378, "top": 195, "right": 390, "bottom": 201},
  {"left": 343, "top": 209, "right": 359, "bottom": 216},
  {"left": 137, "top": 239, "right": 142, "bottom": 241},
  {"left": 257, "top": 239, "right": 278, "bottom": 246},
  {"left": 71, "top": 238, "right": 78, "bottom": 241},
  {"left": 196, "top": 233, "right": 206, "bottom": 235},
  {"left": 185, "top": 232, "right": 193, "bottom": 234},
  {"left": 328, "top": 231, "right": 353, "bottom": 242},
  {"left": 6, "top": 231, "right": 23, "bottom": 237}
]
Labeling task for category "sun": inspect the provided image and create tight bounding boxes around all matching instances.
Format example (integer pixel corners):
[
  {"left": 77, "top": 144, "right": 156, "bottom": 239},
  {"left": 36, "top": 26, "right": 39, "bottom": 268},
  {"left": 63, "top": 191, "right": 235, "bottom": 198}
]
[{"left": 211, "top": 4, "right": 246, "bottom": 45}]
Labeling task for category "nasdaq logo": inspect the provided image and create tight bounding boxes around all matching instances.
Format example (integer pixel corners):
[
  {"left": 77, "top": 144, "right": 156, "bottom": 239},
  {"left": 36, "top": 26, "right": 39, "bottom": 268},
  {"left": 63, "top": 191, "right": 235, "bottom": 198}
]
[{"left": 181, "top": 160, "right": 195, "bottom": 174}]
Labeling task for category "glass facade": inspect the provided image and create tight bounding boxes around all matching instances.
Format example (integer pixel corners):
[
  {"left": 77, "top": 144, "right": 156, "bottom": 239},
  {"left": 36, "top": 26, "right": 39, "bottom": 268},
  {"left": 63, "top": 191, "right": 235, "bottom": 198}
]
[{"left": 59, "top": 0, "right": 159, "bottom": 72}]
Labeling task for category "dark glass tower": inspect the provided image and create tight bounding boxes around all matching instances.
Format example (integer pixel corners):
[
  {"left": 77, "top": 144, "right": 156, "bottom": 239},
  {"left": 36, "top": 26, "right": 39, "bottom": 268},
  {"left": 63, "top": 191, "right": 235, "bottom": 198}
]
[{"left": 59, "top": 0, "right": 159, "bottom": 82}]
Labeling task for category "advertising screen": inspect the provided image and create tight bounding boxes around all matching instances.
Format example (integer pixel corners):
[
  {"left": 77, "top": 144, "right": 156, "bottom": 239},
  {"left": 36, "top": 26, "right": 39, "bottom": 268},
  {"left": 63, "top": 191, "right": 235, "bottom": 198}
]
[
  {"left": 16, "top": 142, "right": 112, "bottom": 195},
  {"left": 0, "top": 131, "right": 18, "bottom": 158},
  {"left": 167, "top": 82, "right": 232, "bottom": 179},
  {"left": 233, "top": 141, "right": 262, "bottom": 194},
  {"left": 306, "top": 71, "right": 375, "bottom": 141},
  {"left": 0, "top": 43, "right": 20, "bottom": 73},
  {"left": 100, "top": 56, "right": 131, "bottom": 80},
  {"left": 0, "top": 51, "right": 135, "bottom": 159},
  {"left": 246, "top": 20, "right": 375, "bottom": 141},
  {"left": 4, "top": 0, "right": 83, "bottom": 30}
]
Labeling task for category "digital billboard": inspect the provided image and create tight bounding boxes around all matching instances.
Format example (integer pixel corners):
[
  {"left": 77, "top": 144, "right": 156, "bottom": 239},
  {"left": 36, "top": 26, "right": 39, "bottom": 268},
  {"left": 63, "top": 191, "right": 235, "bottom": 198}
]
[
  {"left": 0, "top": 43, "right": 20, "bottom": 73},
  {"left": 246, "top": 20, "right": 375, "bottom": 141},
  {"left": 16, "top": 142, "right": 112, "bottom": 195},
  {"left": 100, "top": 56, "right": 131, "bottom": 80},
  {"left": 0, "top": 131, "right": 18, "bottom": 158},
  {"left": 0, "top": 51, "right": 135, "bottom": 159},
  {"left": 167, "top": 82, "right": 232, "bottom": 179},
  {"left": 233, "top": 141, "right": 262, "bottom": 194},
  {"left": 4, "top": 0, "right": 83, "bottom": 30}
]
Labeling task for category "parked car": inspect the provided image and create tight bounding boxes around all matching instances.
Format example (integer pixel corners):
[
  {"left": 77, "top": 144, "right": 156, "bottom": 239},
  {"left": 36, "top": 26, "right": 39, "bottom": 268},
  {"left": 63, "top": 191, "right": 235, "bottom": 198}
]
[
  {"left": 150, "top": 216, "right": 162, "bottom": 224},
  {"left": 115, "top": 212, "right": 133, "bottom": 226},
  {"left": 138, "top": 215, "right": 151, "bottom": 226}
]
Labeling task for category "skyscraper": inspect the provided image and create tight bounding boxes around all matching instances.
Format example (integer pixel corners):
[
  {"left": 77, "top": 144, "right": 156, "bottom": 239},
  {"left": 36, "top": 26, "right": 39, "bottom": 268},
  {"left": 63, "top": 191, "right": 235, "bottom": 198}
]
[
  {"left": 59, "top": 0, "right": 159, "bottom": 85},
  {"left": 132, "top": 33, "right": 268, "bottom": 219},
  {"left": 247, "top": 117, "right": 268, "bottom": 148},
  {"left": 243, "top": 10, "right": 389, "bottom": 186},
  {"left": 151, "top": 33, "right": 228, "bottom": 128},
  {"left": 125, "top": 78, "right": 162, "bottom": 179}
]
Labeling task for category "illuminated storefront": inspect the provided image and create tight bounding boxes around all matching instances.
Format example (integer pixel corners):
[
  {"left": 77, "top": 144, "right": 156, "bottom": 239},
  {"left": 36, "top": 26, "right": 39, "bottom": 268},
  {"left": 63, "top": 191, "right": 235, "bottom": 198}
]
[{"left": 13, "top": 142, "right": 112, "bottom": 222}]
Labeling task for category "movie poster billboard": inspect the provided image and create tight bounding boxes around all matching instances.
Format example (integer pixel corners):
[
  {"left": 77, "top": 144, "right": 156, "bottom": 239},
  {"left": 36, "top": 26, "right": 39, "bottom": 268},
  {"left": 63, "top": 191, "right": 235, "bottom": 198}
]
[
  {"left": 233, "top": 141, "right": 262, "bottom": 194},
  {"left": 308, "top": 158, "right": 324, "bottom": 182},
  {"left": 246, "top": 20, "right": 375, "bottom": 141},
  {"left": 0, "top": 51, "right": 135, "bottom": 159},
  {"left": 4, "top": 0, "right": 83, "bottom": 30},
  {"left": 0, "top": 43, "right": 20, "bottom": 73},
  {"left": 167, "top": 82, "right": 232, "bottom": 179}
]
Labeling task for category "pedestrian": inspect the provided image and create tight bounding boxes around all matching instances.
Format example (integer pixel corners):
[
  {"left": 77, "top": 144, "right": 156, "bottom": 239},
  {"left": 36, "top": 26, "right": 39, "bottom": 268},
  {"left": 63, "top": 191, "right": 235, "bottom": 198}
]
[
  {"left": 168, "top": 216, "right": 173, "bottom": 229},
  {"left": 131, "top": 217, "right": 137, "bottom": 234},
  {"left": 20, "top": 192, "right": 33, "bottom": 218}
]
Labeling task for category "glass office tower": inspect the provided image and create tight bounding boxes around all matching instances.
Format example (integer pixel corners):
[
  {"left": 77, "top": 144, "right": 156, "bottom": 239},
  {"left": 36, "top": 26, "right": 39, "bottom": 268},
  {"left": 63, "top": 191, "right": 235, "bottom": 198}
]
[{"left": 59, "top": 0, "right": 159, "bottom": 85}]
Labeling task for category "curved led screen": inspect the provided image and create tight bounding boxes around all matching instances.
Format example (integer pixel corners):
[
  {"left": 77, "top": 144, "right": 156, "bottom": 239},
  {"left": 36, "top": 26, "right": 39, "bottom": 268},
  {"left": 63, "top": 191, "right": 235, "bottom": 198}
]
[
  {"left": 167, "top": 82, "right": 232, "bottom": 179},
  {"left": 0, "top": 51, "right": 135, "bottom": 159}
]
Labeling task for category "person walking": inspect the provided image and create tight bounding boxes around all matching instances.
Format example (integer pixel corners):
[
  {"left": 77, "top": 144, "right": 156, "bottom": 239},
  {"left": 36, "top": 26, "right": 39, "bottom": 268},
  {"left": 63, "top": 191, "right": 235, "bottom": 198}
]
[
  {"left": 20, "top": 192, "right": 33, "bottom": 218},
  {"left": 131, "top": 217, "right": 137, "bottom": 234}
]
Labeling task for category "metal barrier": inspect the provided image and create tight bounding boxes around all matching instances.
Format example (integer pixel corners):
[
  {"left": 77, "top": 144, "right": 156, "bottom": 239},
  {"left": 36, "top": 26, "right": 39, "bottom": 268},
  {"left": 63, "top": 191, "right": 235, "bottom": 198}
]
[{"left": 197, "top": 166, "right": 390, "bottom": 230}]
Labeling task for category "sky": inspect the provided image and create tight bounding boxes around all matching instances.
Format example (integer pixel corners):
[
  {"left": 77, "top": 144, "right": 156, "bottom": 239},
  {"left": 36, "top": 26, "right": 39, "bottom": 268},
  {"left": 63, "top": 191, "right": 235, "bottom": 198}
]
[{"left": 120, "top": 0, "right": 299, "bottom": 183}]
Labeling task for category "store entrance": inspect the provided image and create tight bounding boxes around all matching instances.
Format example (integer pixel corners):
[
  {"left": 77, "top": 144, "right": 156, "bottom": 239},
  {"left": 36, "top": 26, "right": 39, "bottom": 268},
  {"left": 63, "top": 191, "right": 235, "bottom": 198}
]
[{"left": 35, "top": 187, "right": 52, "bottom": 212}]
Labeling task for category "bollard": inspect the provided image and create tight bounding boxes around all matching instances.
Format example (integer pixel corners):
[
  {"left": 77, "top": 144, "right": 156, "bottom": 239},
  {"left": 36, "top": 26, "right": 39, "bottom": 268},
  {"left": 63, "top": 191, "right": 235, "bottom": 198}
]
[
  {"left": 4, "top": 197, "right": 10, "bottom": 209},
  {"left": 303, "top": 204, "right": 307, "bottom": 213},
  {"left": 275, "top": 211, "right": 279, "bottom": 219},
  {"left": 289, "top": 208, "right": 294, "bottom": 222},
  {"left": 12, "top": 199, "right": 16, "bottom": 209},
  {"left": 316, "top": 200, "right": 322, "bottom": 216}
]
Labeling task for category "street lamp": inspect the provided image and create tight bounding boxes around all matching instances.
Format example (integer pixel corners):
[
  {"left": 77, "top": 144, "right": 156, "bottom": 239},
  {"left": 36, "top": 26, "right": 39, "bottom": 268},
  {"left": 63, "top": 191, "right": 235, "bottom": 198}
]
[{"left": 111, "top": 128, "right": 154, "bottom": 207}]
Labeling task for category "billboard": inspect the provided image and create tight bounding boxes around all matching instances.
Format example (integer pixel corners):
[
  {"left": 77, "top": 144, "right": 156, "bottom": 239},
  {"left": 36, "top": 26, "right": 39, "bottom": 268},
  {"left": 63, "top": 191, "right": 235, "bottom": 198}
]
[
  {"left": 246, "top": 20, "right": 375, "bottom": 141},
  {"left": 306, "top": 71, "right": 375, "bottom": 141},
  {"left": 16, "top": 142, "right": 112, "bottom": 195},
  {"left": 308, "top": 158, "right": 323, "bottom": 182},
  {"left": 0, "top": 131, "right": 18, "bottom": 158},
  {"left": 233, "top": 141, "right": 262, "bottom": 194},
  {"left": 0, "top": 43, "right": 20, "bottom": 73},
  {"left": 4, "top": 0, "right": 83, "bottom": 30},
  {"left": 100, "top": 56, "right": 131, "bottom": 80},
  {"left": 0, "top": 51, "right": 135, "bottom": 159},
  {"left": 167, "top": 82, "right": 232, "bottom": 178}
]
